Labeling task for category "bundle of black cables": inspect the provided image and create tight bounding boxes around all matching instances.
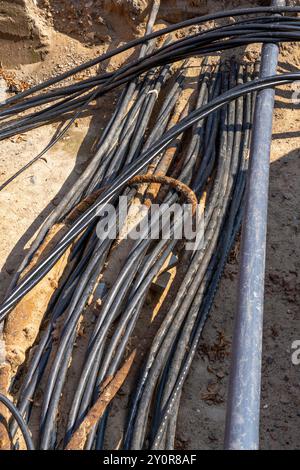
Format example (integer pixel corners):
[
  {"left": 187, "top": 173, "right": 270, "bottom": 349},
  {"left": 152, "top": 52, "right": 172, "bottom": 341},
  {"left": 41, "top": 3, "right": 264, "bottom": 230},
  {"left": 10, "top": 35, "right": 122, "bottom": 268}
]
[{"left": 0, "top": 5, "right": 300, "bottom": 321}]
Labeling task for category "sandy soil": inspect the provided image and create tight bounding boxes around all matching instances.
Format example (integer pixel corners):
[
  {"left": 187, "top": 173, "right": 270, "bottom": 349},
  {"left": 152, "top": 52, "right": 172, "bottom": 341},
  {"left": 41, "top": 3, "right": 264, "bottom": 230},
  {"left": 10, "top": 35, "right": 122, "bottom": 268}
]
[{"left": 0, "top": 0, "right": 299, "bottom": 450}]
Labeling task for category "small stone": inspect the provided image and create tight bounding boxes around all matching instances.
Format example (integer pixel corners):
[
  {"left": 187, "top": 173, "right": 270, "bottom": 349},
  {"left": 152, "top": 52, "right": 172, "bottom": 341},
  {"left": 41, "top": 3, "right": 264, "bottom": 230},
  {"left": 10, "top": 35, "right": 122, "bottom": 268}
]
[
  {"left": 86, "top": 32, "right": 95, "bottom": 40},
  {"left": 280, "top": 397, "right": 289, "bottom": 405},
  {"left": 216, "top": 370, "right": 225, "bottom": 379}
]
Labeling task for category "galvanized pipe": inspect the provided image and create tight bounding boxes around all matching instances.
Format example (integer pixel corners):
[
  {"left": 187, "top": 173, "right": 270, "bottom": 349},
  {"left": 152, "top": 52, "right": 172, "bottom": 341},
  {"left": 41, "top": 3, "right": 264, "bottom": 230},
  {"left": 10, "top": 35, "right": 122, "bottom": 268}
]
[{"left": 224, "top": 0, "right": 286, "bottom": 451}]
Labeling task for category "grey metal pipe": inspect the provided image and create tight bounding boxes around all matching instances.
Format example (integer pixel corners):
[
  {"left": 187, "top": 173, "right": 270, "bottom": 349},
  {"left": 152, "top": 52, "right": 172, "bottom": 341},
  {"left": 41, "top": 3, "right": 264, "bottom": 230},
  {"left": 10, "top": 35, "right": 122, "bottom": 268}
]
[{"left": 224, "top": 0, "right": 286, "bottom": 450}]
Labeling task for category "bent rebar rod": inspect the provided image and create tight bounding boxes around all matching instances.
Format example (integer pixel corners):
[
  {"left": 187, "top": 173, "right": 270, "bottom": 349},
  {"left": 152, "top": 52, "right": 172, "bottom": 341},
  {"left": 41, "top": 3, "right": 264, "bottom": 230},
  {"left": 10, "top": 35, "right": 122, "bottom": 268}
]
[{"left": 224, "top": 0, "right": 286, "bottom": 450}]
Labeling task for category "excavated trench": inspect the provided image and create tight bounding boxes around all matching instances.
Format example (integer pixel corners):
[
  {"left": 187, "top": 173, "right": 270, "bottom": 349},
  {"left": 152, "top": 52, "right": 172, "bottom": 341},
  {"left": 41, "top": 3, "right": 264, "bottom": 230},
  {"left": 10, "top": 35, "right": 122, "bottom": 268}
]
[{"left": 0, "top": 0, "right": 299, "bottom": 451}]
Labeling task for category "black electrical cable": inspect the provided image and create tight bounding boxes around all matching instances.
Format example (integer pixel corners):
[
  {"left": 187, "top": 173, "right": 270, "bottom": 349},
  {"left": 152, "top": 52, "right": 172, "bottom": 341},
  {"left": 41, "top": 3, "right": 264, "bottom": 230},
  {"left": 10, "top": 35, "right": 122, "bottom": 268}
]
[
  {"left": 0, "top": 393, "right": 35, "bottom": 450},
  {"left": 1, "top": 18, "right": 300, "bottom": 141},
  {"left": 1, "top": 71, "right": 299, "bottom": 323},
  {"left": 1, "top": 5, "right": 299, "bottom": 109}
]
